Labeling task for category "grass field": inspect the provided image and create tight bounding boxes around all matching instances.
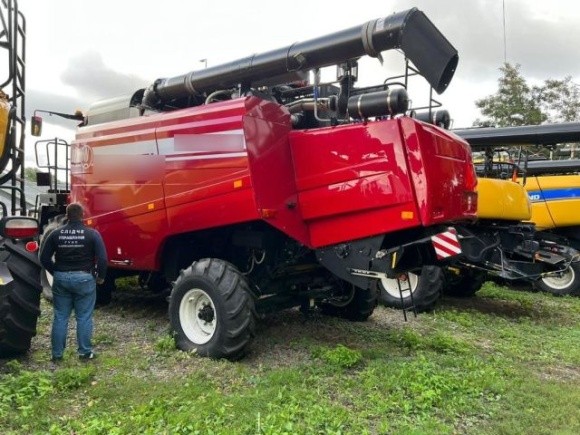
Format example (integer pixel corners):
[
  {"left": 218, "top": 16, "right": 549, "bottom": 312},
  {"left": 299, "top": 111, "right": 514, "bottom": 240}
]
[{"left": 1, "top": 281, "right": 579, "bottom": 434}]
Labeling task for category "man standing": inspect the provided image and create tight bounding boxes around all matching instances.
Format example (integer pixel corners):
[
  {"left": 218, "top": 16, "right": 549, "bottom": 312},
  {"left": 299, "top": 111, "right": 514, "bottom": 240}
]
[{"left": 40, "top": 203, "right": 108, "bottom": 362}]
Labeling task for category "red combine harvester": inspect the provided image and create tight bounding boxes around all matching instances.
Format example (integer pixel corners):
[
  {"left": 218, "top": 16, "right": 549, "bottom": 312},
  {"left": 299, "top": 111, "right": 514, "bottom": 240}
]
[{"left": 34, "top": 8, "right": 478, "bottom": 359}]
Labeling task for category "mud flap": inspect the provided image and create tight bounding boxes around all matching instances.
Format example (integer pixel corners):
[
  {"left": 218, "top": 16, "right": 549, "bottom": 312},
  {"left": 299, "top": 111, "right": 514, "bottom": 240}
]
[
  {"left": 316, "top": 235, "right": 384, "bottom": 289},
  {"left": 430, "top": 228, "right": 462, "bottom": 260},
  {"left": 375, "top": 227, "right": 463, "bottom": 274},
  {"left": 317, "top": 228, "right": 463, "bottom": 290}
]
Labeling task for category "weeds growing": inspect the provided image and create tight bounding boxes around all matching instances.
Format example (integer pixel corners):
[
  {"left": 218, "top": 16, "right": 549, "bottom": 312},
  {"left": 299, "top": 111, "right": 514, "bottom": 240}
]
[{"left": 0, "top": 281, "right": 578, "bottom": 434}]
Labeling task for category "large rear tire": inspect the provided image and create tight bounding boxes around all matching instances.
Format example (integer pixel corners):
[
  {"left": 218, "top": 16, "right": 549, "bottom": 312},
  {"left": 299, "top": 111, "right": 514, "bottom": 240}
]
[
  {"left": 378, "top": 266, "right": 443, "bottom": 312},
  {"left": 168, "top": 258, "right": 255, "bottom": 360},
  {"left": 535, "top": 262, "right": 580, "bottom": 296},
  {"left": 0, "top": 240, "right": 42, "bottom": 357},
  {"left": 317, "top": 279, "right": 377, "bottom": 321}
]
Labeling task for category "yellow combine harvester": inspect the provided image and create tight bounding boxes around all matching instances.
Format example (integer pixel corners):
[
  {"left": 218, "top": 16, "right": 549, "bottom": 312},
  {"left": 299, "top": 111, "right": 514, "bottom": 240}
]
[
  {"left": 458, "top": 122, "right": 580, "bottom": 296},
  {"left": 527, "top": 176, "right": 579, "bottom": 228},
  {"left": 521, "top": 161, "right": 580, "bottom": 294},
  {"left": 379, "top": 122, "right": 580, "bottom": 312},
  {"left": 476, "top": 177, "right": 532, "bottom": 221}
]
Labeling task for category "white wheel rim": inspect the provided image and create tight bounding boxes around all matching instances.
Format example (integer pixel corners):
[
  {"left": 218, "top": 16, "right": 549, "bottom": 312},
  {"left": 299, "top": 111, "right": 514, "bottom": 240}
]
[
  {"left": 179, "top": 288, "right": 217, "bottom": 345},
  {"left": 541, "top": 267, "right": 575, "bottom": 291},
  {"left": 380, "top": 273, "right": 419, "bottom": 299}
]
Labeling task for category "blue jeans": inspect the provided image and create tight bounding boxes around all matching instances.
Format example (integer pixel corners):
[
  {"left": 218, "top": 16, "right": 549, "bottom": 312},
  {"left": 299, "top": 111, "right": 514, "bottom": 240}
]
[{"left": 51, "top": 271, "right": 96, "bottom": 358}]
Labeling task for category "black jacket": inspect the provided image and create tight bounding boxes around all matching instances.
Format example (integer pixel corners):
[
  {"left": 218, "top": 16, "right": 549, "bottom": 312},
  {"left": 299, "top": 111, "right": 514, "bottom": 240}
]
[{"left": 40, "top": 220, "right": 108, "bottom": 281}]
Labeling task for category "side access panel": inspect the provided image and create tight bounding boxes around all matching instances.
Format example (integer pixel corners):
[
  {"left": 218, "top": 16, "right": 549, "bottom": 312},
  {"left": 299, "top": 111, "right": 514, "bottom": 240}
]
[
  {"left": 244, "top": 101, "right": 310, "bottom": 246},
  {"left": 72, "top": 120, "right": 168, "bottom": 269},
  {"left": 402, "top": 119, "right": 478, "bottom": 227},
  {"left": 477, "top": 178, "right": 531, "bottom": 221},
  {"left": 156, "top": 99, "right": 260, "bottom": 237},
  {"left": 290, "top": 119, "right": 420, "bottom": 248}
]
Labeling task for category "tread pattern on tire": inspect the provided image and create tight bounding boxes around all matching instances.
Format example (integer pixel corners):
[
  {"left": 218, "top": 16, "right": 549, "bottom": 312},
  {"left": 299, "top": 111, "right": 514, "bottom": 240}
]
[
  {"left": 39, "top": 215, "right": 66, "bottom": 301},
  {"left": 443, "top": 269, "right": 487, "bottom": 298},
  {"left": 378, "top": 266, "right": 443, "bottom": 313},
  {"left": 535, "top": 261, "right": 580, "bottom": 296},
  {"left": 319, "top": 283, "right": 377, "bottom": 322},
  {"left": 0, "top": 239, "right": 42, "bottom": 357},
  {"left": 169, "top": 258, "right": 256, "bottom": 360}
]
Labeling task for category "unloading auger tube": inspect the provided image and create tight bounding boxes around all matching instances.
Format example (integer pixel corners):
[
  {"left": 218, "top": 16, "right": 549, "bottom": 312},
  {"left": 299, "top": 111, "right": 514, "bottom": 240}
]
[{"left": 141, "top": 8, "right": 458, "bottom": 110}]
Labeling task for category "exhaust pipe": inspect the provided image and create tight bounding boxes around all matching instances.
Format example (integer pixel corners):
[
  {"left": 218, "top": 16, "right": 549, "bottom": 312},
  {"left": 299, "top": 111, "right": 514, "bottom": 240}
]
[{"left": 143, "top": 8, "right": 458, "bottom": 108}]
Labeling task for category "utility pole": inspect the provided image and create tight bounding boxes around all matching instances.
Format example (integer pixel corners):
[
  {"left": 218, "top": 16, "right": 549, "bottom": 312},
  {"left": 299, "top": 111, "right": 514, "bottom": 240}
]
[{"left": 502, "top": 0, "right": 507, "bottom": 64}]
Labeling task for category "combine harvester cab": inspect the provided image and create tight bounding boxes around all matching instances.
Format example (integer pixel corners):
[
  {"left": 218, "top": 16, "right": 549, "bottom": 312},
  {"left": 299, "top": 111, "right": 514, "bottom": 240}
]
[{"left": 34, "top": 8, "right": 481, "bottom": 359}]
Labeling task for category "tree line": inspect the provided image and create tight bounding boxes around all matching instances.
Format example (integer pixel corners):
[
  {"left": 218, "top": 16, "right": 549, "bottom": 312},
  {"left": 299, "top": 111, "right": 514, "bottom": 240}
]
[{"left": 475, "top": 63, "right": 580, "bottom": 127}]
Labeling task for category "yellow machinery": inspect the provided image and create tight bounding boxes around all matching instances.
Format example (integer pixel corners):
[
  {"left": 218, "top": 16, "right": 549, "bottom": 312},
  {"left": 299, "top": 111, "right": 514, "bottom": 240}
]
[
  {"left": 378, "top": 123, "right": 580, "bottom": 312},
  {"left": 0, "top": 90, "right": 11, "bottom": 173},
  {"left": 525, "top": 173, "right": 580, "bottom": 230},
  {"left": 455, "top": 123, "right": 580, "bottom": 296},
  {"left": 476, "top": 177, "right": 531, "bottom": 221},
  {"left": 0, "top": 91, "right": 9, "bottom": 154}
]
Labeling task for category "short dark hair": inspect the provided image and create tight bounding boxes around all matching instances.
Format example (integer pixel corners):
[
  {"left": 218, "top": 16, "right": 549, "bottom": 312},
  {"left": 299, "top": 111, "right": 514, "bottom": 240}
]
[{"left": 66, "top": 203, "right": 84, "bottom": 222}]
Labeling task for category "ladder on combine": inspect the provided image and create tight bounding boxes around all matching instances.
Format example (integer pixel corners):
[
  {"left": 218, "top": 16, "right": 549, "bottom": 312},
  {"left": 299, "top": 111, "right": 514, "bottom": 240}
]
[
  {"left": 32, "top": 137, "right": 70, "bottom": 228},
  {"left": 0, "top": 0, "right": 26, "bottom": 216}
]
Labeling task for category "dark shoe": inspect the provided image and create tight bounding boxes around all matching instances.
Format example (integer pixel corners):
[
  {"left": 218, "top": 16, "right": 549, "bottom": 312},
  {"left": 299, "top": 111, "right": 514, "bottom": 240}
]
[
  {"left": 50, "top": 356, "right": 62, "bottom": 371},
  {"left": 79, "top": 352, "right": 97, "bottom": 361}
]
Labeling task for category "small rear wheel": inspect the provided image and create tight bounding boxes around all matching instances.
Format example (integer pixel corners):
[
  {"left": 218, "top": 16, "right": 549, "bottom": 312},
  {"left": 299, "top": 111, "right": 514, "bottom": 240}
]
[
  {"left": 535, "top": 262, "right": 580, "bottom": 296},
  {"left": 443, "top": 269, "right": 487, "bottom": 297},
  {"left": 318, "top": 278, "right": 377, "bottom": 321},
  {"left": 378, "top": 266, "right": 442, "bottom": 312},
  {"left": 168, "top": 258, "right": 255, "bottom": 360},
  {"left": 138, "top": 271, "right": 168, "bottom": 293}
]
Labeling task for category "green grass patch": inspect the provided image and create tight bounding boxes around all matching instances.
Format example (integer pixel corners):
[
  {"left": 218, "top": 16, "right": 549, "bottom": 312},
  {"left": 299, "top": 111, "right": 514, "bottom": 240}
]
[{"left": 1, "top": 281, "right": 578, "bottom": 434}]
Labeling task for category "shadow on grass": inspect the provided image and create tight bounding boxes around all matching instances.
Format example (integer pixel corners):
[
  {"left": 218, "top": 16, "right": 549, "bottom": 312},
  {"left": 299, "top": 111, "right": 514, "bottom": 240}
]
[
  {"left": 439, "top": 295, "right": 536, "bottom": 319},
  {"left": 97, "top": 285, "right": 168, "bottom": 318},
  {"left": 437, "top": 288, "right": 576, "bottom": 325}
]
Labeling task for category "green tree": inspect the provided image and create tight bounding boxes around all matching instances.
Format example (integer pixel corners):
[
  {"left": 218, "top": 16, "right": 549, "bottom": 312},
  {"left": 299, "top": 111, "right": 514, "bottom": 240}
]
[
  {"left": 474, "top": 63, "right": 546, "bottom": 127},
  {"left": 535, "top": 76, "right": 580, "bottom": 122},
  {"left": 24, "top": 167, "right": 37, "bottom": 182}
]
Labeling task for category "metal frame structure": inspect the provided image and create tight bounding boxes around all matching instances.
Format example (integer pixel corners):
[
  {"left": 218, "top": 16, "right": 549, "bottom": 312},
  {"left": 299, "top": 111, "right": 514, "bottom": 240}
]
[{"left": 0, "top": 0, "right": 26, "bottom": 215}]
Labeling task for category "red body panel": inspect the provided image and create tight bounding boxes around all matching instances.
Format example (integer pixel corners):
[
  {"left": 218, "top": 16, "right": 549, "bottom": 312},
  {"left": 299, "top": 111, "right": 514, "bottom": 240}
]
[
  {"left": 71, "top": 97, "right": 476, "bottom": 271},
  {"left": 290, "top": 121, "right": 419, "bottom": 247},
  {"left": 399, "top": 118, "right": 477, "bottom": 226},
  {"left": 289, "top": 118, "right": 477, "bottom": 246}
]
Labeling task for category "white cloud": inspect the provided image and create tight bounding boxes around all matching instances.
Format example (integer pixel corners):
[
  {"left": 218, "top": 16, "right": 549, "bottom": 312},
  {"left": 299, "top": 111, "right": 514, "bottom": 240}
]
[{"left": 15, "top": 0, "right": 580, "bottom": 132}]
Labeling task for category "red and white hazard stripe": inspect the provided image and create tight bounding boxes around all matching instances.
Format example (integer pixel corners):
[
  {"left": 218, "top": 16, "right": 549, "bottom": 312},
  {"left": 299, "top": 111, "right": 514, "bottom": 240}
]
[{"left": 431, "top": 227, "right": 462, "bottom": 260}]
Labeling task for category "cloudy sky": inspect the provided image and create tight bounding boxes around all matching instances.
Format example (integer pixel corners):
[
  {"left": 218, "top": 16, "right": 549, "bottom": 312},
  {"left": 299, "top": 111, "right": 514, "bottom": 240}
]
[{"left": 14, "top": 0, "right": 580, "bottom": 143}]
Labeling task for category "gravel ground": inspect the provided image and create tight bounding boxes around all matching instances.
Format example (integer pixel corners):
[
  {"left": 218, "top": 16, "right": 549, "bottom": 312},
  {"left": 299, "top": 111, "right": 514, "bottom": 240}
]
[
  {"left": 4, "top": 279, "right": 554, "bottom": 376},
  {"left": 8, "top": 285, "right": 414, "bottom": 374}
]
